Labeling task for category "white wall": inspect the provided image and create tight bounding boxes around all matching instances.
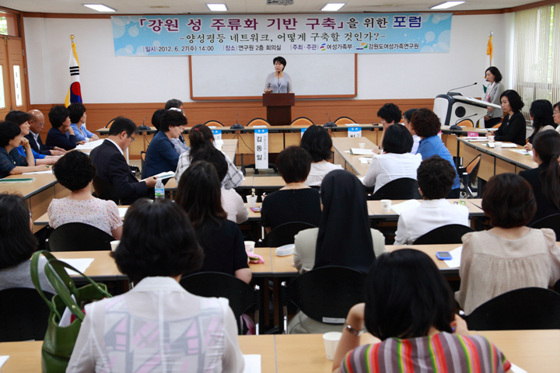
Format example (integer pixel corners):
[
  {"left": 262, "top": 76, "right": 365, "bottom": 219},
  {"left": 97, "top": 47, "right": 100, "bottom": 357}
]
[{"left": 24, "top": 14, "right": 508, "bottom": 104}]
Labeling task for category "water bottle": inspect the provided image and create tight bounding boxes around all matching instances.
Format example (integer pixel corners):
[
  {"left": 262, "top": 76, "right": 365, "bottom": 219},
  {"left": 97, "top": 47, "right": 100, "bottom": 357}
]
[{"left": 154, "top": 178, "right": 165, "bottom": 200}]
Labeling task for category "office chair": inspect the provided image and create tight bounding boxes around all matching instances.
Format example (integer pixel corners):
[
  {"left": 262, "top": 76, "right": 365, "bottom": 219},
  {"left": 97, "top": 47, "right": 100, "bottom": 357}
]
[
  {"left": 180, "top": 272, "right": 260, "bottom": 334},
  {"left": 247, "top": 118, "right": 271, "bottom": 127},
  {"left": 0, "top": 288, "right": 54, "bottom": 342},
  {"left": 371, "top": 178, "right": 421, "bottom": 200},
  {"left": 280, "top": 266, "right": 366, "bottom": 334},
  {"left": 530, "top": 213, "right": 560, "bottom": 240},
  {"left": 203, "top": 119, "right": 225, "bottom": 127},
  {"left": 48, "top": 223, "right": 114, "bottom": 251},
  {"left": 262, "top": 221, "right": 316, "bottom": 247},
  {"left": 465, "top": 287, "right": 560, "bottom": 330},
  {"left": 290, "top": 117, "right": 314, "bottom": 127},
  {"left": 334, "top": 116, "right": 357, "bottom": 125},
  {"left": 458, "top": 154, "right": 481, "bottom": 198},
  {"left": 412, "top": 224, "right": 474, "bottom": 245}
]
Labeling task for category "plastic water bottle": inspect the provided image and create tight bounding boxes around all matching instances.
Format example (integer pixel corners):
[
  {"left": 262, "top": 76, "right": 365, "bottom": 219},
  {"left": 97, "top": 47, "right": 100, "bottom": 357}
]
[{"left": 154, "top": 178, "right": 165, "bottom": 200}]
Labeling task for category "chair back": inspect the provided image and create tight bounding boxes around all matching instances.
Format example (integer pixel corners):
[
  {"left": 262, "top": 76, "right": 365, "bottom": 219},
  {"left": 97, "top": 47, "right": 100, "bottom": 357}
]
[
  {"left": 412, "top": 224, "right": 474, "bottom": 245},
  {"left": 334, "top": 116, "right": 356, "bottom": 125},
  {"left": 290, "top": 117, "right": 314, "bottom": 127},
  {"left": 180, "top": 272, "right": 260, "bottom": 334},
  {"left": 465, "top": 154, "right": 481, "bottom": 181},
  {"left": 263, "top": 221, "right": 316, "bottom": 247},
  {"left": 466, "top": 287, "right": 560, "bottom": 330},
  {"left": 203, "top": 120, "right": 225, "bottom": 127},
  {"left": 48, "top": 223, "right": 114, "bottom": 251},
  {"left": 247, "top": 118, "right": 271, "bottom": 127},
  {"left": 0, "top": 288, "right": 54, "bottom": 342},
  {"left": 530, "top": 213, "right": 560, "bottom": 240},
  {"left": 140, "top": 151, "right": 146, "bottom": 173},
  {"left": 281, "top": 266, "right": 366, "bottom": 332},
  {"left": 456, "top": 119, "right": 474, "bottom": 127},
  {"left": 371, "top": 178, "right": 421, "bottom": 200},
  {"left": 105, "top": 117, "right": 118, "bottom": 128}
]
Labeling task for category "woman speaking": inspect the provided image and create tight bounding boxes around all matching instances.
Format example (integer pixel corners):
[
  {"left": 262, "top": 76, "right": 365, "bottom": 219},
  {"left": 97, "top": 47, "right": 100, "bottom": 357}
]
[{"left": 264, "top": 56, "right": 293, "bottom": 93}]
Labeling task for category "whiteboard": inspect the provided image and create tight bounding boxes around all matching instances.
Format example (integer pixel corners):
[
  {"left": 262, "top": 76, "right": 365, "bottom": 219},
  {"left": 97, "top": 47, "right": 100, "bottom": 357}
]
[{"left": 190, "top": 54, "right": 356, "bottom": 99}]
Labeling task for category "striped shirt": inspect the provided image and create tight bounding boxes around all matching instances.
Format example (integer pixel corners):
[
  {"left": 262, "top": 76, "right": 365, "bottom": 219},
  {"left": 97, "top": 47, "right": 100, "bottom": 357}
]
[{"left": 341, "top": 332, "right": 511, "bottom": 373}]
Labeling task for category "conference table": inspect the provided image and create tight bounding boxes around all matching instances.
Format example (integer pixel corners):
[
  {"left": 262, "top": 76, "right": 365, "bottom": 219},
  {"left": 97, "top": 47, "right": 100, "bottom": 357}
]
[
  {"left": 457, "top": 137, "right": 537, "bottom": 181},
  {"left": 332, "top": 136, "right": 378, "bottom": 177},
  {"left": 1, "top": 330, "right": 558, "bottom": 372}
]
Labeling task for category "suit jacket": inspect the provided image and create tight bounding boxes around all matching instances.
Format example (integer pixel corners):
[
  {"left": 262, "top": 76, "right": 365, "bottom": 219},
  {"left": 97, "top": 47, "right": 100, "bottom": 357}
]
[
  {"left": 25, "top": 132, "right": 53, "bottom": 155},
  {"left": 519, "top": 164, "right": 560, "bottom": 224},
  {"left": 495, "top": 111, "right": 527, "bottom": 146},
  {"left": 45, "top": 127, "right": 78, "bottom": 150},
  {"left": 90, "top": 140, "right": 148, "bottom": 205}
]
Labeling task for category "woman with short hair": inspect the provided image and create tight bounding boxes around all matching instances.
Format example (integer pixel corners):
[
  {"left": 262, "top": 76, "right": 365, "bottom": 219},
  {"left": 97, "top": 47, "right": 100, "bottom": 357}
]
[
  {"left": 0, "top": 121, "right": 49, "bottom": 178},
  {"left": 300, "top": 125, "right": 342, "bottom": 186},
  {"left": 67, "top": 199, "right": 245, "bottom": 372},
  {"left": 493, "top": 89, "right": 527, "bottom": 146},
  {"left": 68, "top": 103, "right": 99, "bottom": 143},
  {"left": 49, "top": 151, "right": 122, "bottom": 239},
  {"left": 456, "top": 173, "right": 560, "bottom": 314},
  {"left": 483, "top": 66, "right": 505, "bottom": 127}
]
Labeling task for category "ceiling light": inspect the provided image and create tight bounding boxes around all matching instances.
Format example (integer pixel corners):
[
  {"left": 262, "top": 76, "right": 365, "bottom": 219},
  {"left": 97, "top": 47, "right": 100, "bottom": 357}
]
[
  {"left": 430, "top": 1, "right": 465, "bottom": 10},
  {"left": 321, "top": 3, "right": 346, "bottom": 12},
  {"left": 83, "top": 4, "right": 117, "bottom": 12},
  {"left": 207, "top": 4, "right": 228, "bottom": 11}
]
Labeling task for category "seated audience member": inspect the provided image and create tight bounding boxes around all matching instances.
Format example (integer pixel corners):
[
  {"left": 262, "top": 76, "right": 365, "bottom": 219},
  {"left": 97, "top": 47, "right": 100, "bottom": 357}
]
[
  {"left": 456, "top": 173, "right": 560, "bottom": 314},
  {"left": 191, "top": 147, "right": 248, "bottom": 224},
  {"left": 67, "top": 199, "right": 244, "bottom": 372},
  {"left": 333, "top": 249, "right": 511, "bottom": 373},
  {"left": 68, "top": 103, "right": 99, "bottom": 143},
  {"left": 491, "top": 89, "right": 526, "bottom": 146},
  {"left": 26, "top": 109, "right": 66, "bottom": 156},
  {"left": 362, "top": 124, "right": 422, "bottom": 192},
  {"left": 289, "top": 170, "right": 384, "bottom": 333},
  {"left": 377, "top": 103, "right": 402, "bottom": 147},
  {"left": 261, "top": 146, "right": 321, "bottom": 233},
  {"left": 402, "top": 108, "right": 420, "bottom": 154},
  {"left": 554, "top": 102, "right": 560, "bottom": 132},
  {"left": 165, "top": 99, "right": 189, "bottom": 155},
  {"left": 142, "top": 110, "right": 187, "bottom": 178},
  {"left": 6, "top": 110, "right": 58, "bottom": 165},
  {"left": 411, "top": 108, "right": 460, "bottom": 197},
  {"left": 151, "top": 108, "right": 164, "bottom": 130},
  {"left": 520, "top": 130, "right": 560, "bottom": 224},
  {"left": 45, "top": 105, "right": 83, "bottom": 150},
  {"left": 49, "top": 151, "right": 122, "bottom": 239},
  {"left": 0, "top": 194, "right": 54, "bottom": 293},
  {"left": 175, "top": 124, "right": 242, "bottom": 189},
  {"left": 525, "top": 99, "right": 556, "bottom": 150},
  {"left": 394, "top": 156, "right": 469, "bottom": 245},
  {"left": 89, "top": 117, "right": 157, "bottom": 205},
  {"left": 299, "top": 124, "right": 342, "bottom": 186},
  {"left": 175, "top": 161, "right": 251, "bottom": 284},
  {"left": 0, "top": 121, "right": 49, "bottom": 178}
]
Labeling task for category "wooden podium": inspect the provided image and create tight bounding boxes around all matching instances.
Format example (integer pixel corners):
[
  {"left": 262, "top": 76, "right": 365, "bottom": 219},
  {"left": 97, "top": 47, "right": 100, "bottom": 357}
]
[{"left": 263, "top": 93, "right": 295, "bottom": 126}]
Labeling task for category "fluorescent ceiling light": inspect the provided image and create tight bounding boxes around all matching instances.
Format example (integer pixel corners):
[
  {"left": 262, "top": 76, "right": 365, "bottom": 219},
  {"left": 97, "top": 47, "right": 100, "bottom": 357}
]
[
  {"left": 207, "top": 3, "right": 228, "bottom": 11},
  {"left": 321, "top": 3, "right": 346, "bottom": 11},
  {"left": 430, "top": 1, "right": 465, "bottom": 9},
  {"left": 83, "top": 4, "right": 117, "bottom": 12}
]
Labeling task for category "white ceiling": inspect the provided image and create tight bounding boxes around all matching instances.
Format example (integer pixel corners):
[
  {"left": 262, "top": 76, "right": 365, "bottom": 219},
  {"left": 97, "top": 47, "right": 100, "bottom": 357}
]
[{"left": 0, "top": 0, "right": 543, "bottom": 15}]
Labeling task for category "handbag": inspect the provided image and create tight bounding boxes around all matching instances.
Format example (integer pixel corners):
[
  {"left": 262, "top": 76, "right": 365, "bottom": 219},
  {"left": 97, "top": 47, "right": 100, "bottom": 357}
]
[{"left": 31, "top": 250, "right": 112, "bottom": 373}]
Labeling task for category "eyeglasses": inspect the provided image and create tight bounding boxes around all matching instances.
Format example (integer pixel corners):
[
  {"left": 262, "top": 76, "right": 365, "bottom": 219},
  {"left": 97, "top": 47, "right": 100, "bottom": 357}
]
[{"left": 128, "top": 136, "right": 136, "bottom": 142}]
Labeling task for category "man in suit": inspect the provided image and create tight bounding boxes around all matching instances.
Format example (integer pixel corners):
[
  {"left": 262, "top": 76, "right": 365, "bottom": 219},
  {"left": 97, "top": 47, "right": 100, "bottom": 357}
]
[
  {"left": 26, "top": 109, "right": 66, "bottom": 156},
  {"left": 90, "top": 117, "right": 157, "bottom": 204}
]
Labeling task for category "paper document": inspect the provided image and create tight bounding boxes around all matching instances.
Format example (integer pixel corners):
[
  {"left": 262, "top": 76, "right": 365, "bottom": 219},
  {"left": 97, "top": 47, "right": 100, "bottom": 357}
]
[
  {"left": 445, "top": 246, "right": 462, "bottom": 268},
  {"left": 76, "top": 139, "right": 104, "bottom": 150},
  {"left": 118, "top": 207, "right": 128, "bottom": 219},
  {"left": 486, "top": 143, "right": 517, "bottom": 148},
  {"left": 22, "top": 170, "right": 53, "bottom": 175},
  {"left": 510, "top": 362, "right": 527, "bottom": 373},
  {"left": 243, "top": 354, "right": 261, "bottom": 373},
  {"left": 359, "top": 157, "right": 372, "bottom": 164},
  {"left": 0, "top": 356, "right": 9, "bottom": 369},
  {"left": 511, "top": 149, "right": 532, "bottom": 156},
  {"left": 152, "top": 171, "right": 175, "bottom": 180},
  {"left": 350, "top": 148, "right": 374, "bottom": 155},
  {"left": 57, "top": 258, "right": 94, "bottom": 276},
  {"left": 390, "top": 200, "right": 421, "bottom": 215}
]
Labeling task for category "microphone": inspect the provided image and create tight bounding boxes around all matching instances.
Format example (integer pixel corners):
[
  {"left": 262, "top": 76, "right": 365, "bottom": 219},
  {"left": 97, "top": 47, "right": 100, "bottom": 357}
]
[
  {"left": 447, "top": 82, "right": 478, "bottom": 96},
  {"left": 323, "top": 112, "right": 337, "bottom": 128},
  {"left": 137, "top": 116, "right": 150, "bottom": 132},
  {"left": 230, "top": 113, "right": 244, "bottom": 130}
]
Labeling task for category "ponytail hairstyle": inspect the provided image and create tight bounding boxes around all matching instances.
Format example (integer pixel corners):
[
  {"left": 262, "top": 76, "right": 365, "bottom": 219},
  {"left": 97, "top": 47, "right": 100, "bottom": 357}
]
[
  {"left": 188, "top": 124, "right": 214, "bottom": 160},
  {"left": 533, "top": 130, "right": 560, "bottom": 209}
]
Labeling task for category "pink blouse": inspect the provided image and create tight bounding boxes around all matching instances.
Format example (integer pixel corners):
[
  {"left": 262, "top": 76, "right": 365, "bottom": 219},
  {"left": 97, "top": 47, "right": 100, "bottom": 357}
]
[{"left": 48, "top": 198, "right": 122, "bottom": 237}]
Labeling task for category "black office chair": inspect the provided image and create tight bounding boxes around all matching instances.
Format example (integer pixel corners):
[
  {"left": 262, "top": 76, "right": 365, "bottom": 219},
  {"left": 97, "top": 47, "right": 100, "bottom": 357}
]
[
  {"left": 0, "top": 288, "right": 54, "bottom": 342},
  {"left": 530, "top": 213, "right": 560, "bottom": 240},
  {"left": 459, "top": 154, "right": 481, "bottom": 198},
  {"left": 48, "top": 223, "right": 114, "bottom": 251},
  {"left": 180, "top": 272, "right": 260, "bottom": 334},
  {"left": 412, "top": 224, "right": 474, "bottom": 245},
  {"left": 465, "top": 287, "right": 560, "bottom": 330},
  {"left": 280, "top": 266, "right": 366, "bottom": 334},
  {"left": 262, "top": 221, "right": 316, "bottom": 247},
  {"left": 371, "top": 178, "right": 421, "bottom": 200}
]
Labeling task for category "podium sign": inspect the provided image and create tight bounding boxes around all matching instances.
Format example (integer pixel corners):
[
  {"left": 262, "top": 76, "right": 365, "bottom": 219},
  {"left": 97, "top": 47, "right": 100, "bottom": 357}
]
[{"left": 263, "top": 93, "right": 295, "bottom": 126}]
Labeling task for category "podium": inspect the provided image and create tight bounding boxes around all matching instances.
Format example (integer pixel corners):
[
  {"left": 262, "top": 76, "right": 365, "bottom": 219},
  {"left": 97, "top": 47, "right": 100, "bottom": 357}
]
[
  {"left": 433, "top": 93, "right": 501, "bottom": 128},
  {"left": 263, "top": 93, "right": 295, "bottom": 126}
]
